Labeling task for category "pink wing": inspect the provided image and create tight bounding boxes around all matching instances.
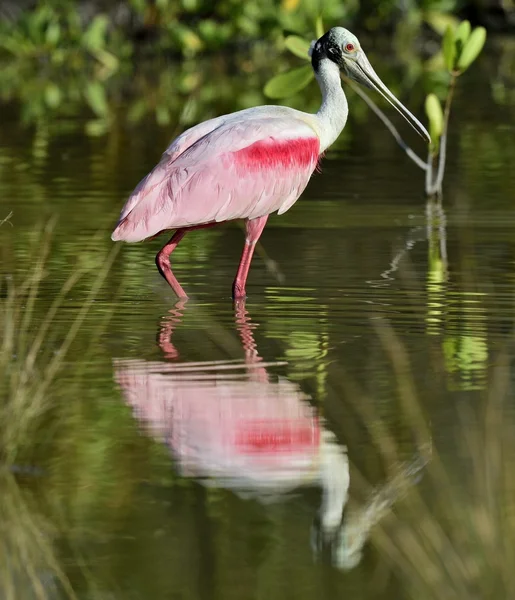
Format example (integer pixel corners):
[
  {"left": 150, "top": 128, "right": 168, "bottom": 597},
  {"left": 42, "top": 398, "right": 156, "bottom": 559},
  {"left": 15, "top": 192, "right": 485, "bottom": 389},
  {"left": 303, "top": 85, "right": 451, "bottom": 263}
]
[
  {"left": 114, "top": 115, "right": 229, "bottom": 226},
  {"left": 112, "top": 117, "right": 320, "bottom": 243}
]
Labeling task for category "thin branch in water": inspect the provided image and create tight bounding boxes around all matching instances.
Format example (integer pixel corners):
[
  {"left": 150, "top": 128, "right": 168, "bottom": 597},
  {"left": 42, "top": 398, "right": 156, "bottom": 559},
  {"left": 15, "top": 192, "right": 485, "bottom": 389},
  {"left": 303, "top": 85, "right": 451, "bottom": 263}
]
[
  {"left": 342, "top": 75, "right": 428, "bottom": 172},
  {"left": 425, "top": 149, "right": 434, "bottom": 196},
  {"left": 431, "top": 75, "right": 457, "bottom": 195}
]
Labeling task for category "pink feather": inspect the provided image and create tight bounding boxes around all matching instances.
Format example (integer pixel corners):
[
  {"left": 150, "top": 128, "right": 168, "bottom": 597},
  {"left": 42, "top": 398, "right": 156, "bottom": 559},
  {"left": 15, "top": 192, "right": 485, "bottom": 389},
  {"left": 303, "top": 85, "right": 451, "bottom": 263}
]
[{"left": 112, "top": 117, "right": 320, "bottom": 243}]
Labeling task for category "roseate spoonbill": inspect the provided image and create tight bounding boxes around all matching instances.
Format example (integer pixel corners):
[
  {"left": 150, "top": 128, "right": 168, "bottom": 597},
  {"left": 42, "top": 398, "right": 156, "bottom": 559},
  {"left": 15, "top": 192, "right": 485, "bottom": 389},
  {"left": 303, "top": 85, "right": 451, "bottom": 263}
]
[{"left": 111, "top": 27, "right": 430, "bottom": 299}]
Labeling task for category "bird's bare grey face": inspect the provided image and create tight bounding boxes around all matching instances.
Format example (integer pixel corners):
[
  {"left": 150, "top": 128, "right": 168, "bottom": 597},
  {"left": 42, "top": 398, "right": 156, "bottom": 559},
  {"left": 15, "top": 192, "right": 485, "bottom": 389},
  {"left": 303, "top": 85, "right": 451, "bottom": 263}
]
[
  {"left": 311, "top": 27, "right": 431, "bottom": 143},
  {"left": 310, "top": 27, "right": 360, "bottom": 73}
]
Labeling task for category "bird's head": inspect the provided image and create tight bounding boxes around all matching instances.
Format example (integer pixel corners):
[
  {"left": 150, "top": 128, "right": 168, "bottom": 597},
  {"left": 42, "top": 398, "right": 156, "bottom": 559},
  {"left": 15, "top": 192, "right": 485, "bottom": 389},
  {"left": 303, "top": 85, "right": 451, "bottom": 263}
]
[{"left": 310, "top": 27, "right": 431, "bottom": 143}]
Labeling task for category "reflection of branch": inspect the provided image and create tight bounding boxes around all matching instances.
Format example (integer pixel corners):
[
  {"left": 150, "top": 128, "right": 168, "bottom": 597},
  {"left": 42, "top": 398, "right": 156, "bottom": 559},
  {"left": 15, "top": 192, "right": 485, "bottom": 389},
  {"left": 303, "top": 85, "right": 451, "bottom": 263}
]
[
  {"left": 335, "top": 444, "right": 431, "bottom": 570},
  {"left": 367, "top": 225, "right": 426, "bottom": 288},
  {"left": 426, "top": 199, "right": 448, "bottom": 278},
  {"left": 342, "top": 75, "right": 427, "bottom": 172},
  {"left": 0, "top": 211, "right": 13, "bottom": 227}
]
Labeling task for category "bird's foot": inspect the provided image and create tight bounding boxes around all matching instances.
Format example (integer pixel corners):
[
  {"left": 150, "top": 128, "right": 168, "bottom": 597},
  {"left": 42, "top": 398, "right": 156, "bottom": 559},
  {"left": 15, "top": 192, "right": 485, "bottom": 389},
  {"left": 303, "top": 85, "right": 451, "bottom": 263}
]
[{"left": 232, "top": 281, "right": 247, "bottom": 300}]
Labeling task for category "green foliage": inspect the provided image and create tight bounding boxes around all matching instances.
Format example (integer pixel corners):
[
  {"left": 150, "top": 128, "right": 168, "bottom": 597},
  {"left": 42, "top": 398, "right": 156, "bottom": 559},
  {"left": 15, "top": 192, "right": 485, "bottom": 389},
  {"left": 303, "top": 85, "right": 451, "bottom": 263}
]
[
  {"left": 424, "top": 11, "right": 459, "bottom": 35},
  {"left": 125, "top": 0, "right": 345, "bottom": 56},
  {"left": 0, "top": 4, "right": 130, "bottom": 73},
  {"left": 263, "top": 23, "right": 314, "bottom": 99},
  {"left": 424, "top": 19, "right": 488, "bottom": 192},
  {"left": 284, "top": 35, "right": 312, "bottom": 60},
  {"left": 425, "top": 93, "right": 444, "bottom": 148},
  {"left": 442, "top": 26, "right": 456, "bottom": 71},
  {"left": 457, "top": 26, "right": 487, "bottom": 71},
  {"left": 454, "top": 19, "right": 471, "bottom": 50},
  {"left": 441, "top": 19, "right": 487, "bottom": 74},
  {"left": 264, "top": 64, "right": 314, "bottom": 99}
]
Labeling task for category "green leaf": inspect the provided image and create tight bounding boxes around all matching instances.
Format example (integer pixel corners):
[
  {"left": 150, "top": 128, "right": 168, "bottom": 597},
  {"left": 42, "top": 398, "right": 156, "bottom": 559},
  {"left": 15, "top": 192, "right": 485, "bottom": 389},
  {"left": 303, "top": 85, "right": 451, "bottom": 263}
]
[
  {"left": 85, "top": 82, "right": 109, "bottom": 118},
  {"left": 457, "top": 27, "right": 486, "bottom": 72},
  {"left": 182, "top": 0, "right": 199, "bottom": 11},
  {"left": 424, "top": 11, "right": 459, "bottom": 35},
  {"left": 454, "top": 20, "right": 471, "bottom": 52},
  {"left": 176, "top": 26, "right": 203, "bottom": 52},
  {"left": 315, "top": 15, "right": 324, "bottom": 38},
  {"left": 45, "top": 22, "right": 60, "bottom": 46},
  {"left": 442, "top": 25, "right": 456, "bottom": 72},
  {"left": 82, "top": 14, "right": 109, "bottom": 50},
  {"left": 425, "top": 93, "right": 444, "bottom": 142},
  {"left": 284, "top": 35, "right": 311, "bottom": 60},
  {"left": 264, "top": 65, "right": 314, "bottom": 99},
  {"left": 44, "top": 84, "right": 61, "bottom": 108},
  {"left": 92, "top": 48, "right": 119, "bottom": 72}
]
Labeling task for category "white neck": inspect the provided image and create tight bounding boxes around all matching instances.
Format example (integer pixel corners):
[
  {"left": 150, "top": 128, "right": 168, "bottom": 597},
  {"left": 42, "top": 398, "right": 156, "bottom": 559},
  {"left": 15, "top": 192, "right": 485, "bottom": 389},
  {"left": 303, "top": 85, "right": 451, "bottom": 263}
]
[{"left": 313, "top": 59, "right": 348, "bottom": 153}]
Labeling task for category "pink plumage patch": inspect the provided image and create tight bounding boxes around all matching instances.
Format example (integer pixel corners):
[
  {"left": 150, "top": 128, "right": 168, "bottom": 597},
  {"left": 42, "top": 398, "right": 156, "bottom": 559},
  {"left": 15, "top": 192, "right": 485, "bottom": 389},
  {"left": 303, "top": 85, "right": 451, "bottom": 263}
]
[
  {"left": 233, "top": 418, "right": 320, "bottom": 453},
  {"left": 233, "top": 137, "right": 320, "bottom": 172}
]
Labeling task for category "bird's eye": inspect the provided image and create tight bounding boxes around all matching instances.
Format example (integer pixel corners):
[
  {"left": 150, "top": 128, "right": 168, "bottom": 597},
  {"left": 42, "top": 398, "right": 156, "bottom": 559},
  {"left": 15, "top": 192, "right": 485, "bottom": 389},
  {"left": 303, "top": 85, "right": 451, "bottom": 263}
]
[{"left": 345, "top": 43, "right": 355, "bottom": 53}]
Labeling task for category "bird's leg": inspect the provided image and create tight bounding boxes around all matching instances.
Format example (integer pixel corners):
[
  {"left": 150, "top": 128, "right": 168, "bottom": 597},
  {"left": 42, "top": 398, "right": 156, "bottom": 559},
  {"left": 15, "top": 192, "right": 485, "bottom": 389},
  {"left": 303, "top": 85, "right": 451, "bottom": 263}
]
[
  {"left": 232, "top": 215, "right": 268, "bottom": 299},
  {"left": 156, "top": 223, "right": 217, "bottom": 297},
  {"left": 155, "top": 229, "right": 189, "bottom": 298}
]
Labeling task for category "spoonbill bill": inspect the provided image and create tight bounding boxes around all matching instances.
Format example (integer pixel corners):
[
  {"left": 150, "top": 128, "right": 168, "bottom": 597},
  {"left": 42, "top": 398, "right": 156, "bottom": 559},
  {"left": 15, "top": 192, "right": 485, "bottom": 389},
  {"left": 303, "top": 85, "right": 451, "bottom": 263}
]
[{"left": 111, "top": 27, "right": 430, "bottom": 299}]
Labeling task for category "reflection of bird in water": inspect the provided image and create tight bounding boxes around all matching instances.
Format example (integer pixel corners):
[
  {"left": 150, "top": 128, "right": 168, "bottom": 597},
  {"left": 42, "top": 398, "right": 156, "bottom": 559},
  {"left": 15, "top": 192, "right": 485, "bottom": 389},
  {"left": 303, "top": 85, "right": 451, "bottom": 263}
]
[
  {"left": 114, "top": 300, "right": 430, "bottom": 568},
  {"left": 111, "top": 27, "right": 429, "bottom": 299},
  {"left": 114, "top": 300, "right": 350, "bottom": 538}
]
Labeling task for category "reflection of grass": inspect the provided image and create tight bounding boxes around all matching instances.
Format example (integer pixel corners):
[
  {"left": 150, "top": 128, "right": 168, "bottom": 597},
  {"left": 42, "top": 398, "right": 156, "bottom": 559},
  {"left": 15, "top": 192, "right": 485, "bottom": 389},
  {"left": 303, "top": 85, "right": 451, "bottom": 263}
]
[
  {"left": 0, "top": 223, "right": 119, "bottom": 598},
  {"left": 335, "top": 321, "right": 515, "bottom": 597},
  {"left": 0, "top": 222, "right": 116, "bottom": 463},
  {"left": 375, "top": 396, "right": 515, "bottom": 597},
  {"left": 0, "top": 471, "right": 76, "bottom": 600},
  {"left": 374, "top": 358, "right": 515, "bottom": 598}
]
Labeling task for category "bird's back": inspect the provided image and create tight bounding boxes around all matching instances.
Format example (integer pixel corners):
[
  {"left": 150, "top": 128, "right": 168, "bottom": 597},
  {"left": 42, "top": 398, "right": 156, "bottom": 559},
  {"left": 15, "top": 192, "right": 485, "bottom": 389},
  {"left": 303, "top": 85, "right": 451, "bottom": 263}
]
[{"left": 112, "top": 107, "right": 321, "bottom": 243}]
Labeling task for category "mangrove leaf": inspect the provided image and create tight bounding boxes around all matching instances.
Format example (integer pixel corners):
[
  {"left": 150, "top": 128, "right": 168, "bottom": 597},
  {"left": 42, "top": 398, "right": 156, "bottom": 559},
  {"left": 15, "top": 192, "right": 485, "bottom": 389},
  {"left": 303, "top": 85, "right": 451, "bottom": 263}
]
[
  {"left": 457, "top": 27, "right": 486, "bottom": 71},
  {"left": 425, "top": 93, "right": 444, "bottom": 141},
  {"left": 264, "top": 65, "right": 314, "bottom": 99},
  {"left": 284, "top": 35, "right": 311, "bottom": 60},
  {"left": 442, "top": 25, "right": 456, "bottom": 72},
  {"left": 455, "top": 20, "right": 471, "bottom": 53}
]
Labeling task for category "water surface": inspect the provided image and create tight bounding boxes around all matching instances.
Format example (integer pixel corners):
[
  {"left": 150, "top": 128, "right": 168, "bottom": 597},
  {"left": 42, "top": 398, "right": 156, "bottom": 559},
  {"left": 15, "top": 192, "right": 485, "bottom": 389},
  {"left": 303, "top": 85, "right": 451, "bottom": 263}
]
[{"left": 1, "top": 43, "right": 515, "bottom": 599}]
